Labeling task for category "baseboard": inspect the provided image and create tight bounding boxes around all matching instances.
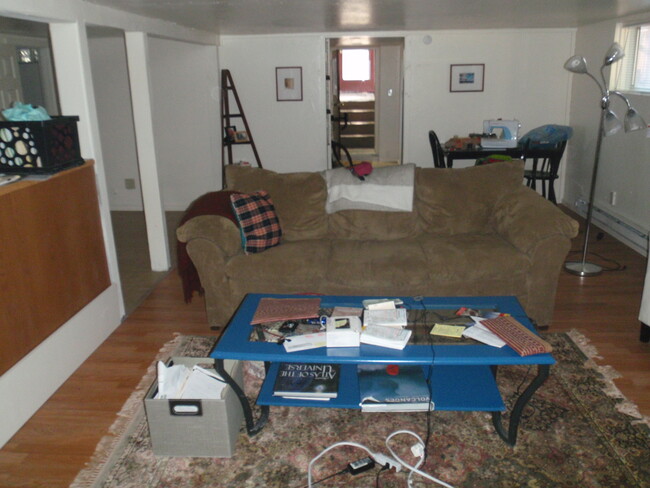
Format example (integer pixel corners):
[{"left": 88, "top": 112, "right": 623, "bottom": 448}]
[
  {"left": 572, "top": 199, "right": 648, "bottom": 257},
  {"left": 0, "top": 285, "right": 122, "bottom": 448}
]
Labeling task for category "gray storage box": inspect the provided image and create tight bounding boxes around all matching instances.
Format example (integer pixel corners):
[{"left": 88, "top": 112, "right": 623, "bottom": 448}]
[{"left": 144, "top": 357, "right": 244, "bottom": 457}]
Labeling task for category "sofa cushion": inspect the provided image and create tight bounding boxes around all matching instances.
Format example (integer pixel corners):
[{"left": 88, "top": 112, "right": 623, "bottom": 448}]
[
  {"left": 417, "top": 233, "right": 529, "bottom": 294},
  {"left": 415, "top": 161, "right": 525, "bottom": 235},
  {"left": 230, "top": 191, "right": 282, "bottom": 254},
  {"left": 225, "top": 165, "right": 328, "bottom": 241},
  {"left": 328, "top": 209, "right": 420, "bottom": 241},
  {"left": 327, "top": 239, "right": 430, "bottom": 289},
  {"left": 226, "top": 240, "right": 331, "bottom": 291}
]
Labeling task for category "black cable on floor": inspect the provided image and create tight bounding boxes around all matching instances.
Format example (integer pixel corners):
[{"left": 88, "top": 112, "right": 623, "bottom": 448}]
[{"left": 294, "top": 466, "right": 349, "bottom": 488}]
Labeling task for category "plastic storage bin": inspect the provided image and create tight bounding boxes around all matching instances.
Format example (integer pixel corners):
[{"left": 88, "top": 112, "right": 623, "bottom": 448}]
[{"left": 0, "top": 116, "right": 83, "bottom": 174}]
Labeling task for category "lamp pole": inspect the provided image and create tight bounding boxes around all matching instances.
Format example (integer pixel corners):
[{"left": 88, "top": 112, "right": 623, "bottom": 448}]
[
  {"left": 563, "top": 42, "right": 646, "bottom": 277},
  {"left": 564, "top": 101, "right": 606, "bottom": 276}
]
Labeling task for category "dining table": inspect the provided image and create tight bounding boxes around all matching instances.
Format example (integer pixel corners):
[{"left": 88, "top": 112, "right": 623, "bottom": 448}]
[{"left": 443, "top": 145, "right": 561, "bottom": 169}]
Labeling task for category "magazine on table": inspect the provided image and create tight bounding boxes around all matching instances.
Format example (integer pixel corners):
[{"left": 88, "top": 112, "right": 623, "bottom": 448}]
[{"left": 358, "top": 363, "right": 433, "bottom": 412}]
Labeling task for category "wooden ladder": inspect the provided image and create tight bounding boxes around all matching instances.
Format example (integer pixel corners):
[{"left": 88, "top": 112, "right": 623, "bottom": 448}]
[{"left": 221, "top": 69, "right": 262, "bottom": 187}]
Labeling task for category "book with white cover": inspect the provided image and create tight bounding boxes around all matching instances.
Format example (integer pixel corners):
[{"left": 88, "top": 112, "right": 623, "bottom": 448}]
[
  {"left": 363, "top": 308, "right": 408, "bottom": 327},
  {"left": 360, "top": 325, "right": 411, "bottom": 350}
]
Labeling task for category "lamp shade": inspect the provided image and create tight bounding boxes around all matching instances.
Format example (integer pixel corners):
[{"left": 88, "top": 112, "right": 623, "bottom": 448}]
[
  {"left": 603, "top": 109, "right": 623, "bottom": 136},
  {"left": 564, "top": 55, "right": 588, "bottom": 73},
  {"left": 624, "top": 107, "right": 647, "bottom": 132},
  {"left": 603, "top": 42, "right": 625, "bottom": 66}
]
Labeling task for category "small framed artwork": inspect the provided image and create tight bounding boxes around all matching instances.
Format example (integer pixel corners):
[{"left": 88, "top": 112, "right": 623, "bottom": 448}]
[
  {"left": 224, "top": 125, "right": 237, "bottom": 143},
  {"left": 234, "top": 131, "right": 250, "bottom": 143},
  {"left": 276, "top": 66, "right": 303, "bottom": 101},
  {"left": 450, "top": 64, "right": 485, "bottom": 92}
]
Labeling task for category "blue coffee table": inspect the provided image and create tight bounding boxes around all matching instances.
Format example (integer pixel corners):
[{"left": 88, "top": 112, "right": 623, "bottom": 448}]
[{"left": 211, "top": 294, "right": 555, "bottom": 445}]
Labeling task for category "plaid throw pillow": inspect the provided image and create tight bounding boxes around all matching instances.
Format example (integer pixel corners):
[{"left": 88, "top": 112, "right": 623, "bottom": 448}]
[{"left": 230, "top": 191, "right": 282, "bottom": 254}]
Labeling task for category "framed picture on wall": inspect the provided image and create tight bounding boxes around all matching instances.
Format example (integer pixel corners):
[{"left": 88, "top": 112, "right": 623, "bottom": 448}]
[
  {"left": 450, "top": 64, "right": 485, "bottom": 92},
  {"left": 276, "top": 67, "right": 303, "bottom": 101}
]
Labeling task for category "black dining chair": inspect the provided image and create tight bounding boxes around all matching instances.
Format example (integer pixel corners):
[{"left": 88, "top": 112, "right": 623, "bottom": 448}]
[
  {"left": 428, "top": 130, "right": 447, "bottom": 168},
  {"left": 522, "top": 139, "right": 568, "bottom": 204}
]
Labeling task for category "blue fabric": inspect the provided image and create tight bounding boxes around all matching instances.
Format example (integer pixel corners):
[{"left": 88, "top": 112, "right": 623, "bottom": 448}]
[
  {"left": 518, "top": 124, "right": 573, "bottom": 148},
  {"left": 2, "top": 102, "right": 50, "bottom": 121}
]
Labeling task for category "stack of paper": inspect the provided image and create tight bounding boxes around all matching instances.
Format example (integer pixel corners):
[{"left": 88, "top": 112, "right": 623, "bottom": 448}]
[
  {"left": 360, "top": 325, "right": 412, "bottom": 350},
  {"left": 155, "top": 362, "right": 227, "bottom": 399}
]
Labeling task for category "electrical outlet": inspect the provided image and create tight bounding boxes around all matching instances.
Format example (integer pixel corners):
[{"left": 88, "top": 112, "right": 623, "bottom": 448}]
[
  {"left": 610, "top": 191, "right": 617, "bottom": 206},
  {"left": 124, "top": 178, "right": 136, "bottom": 190}
]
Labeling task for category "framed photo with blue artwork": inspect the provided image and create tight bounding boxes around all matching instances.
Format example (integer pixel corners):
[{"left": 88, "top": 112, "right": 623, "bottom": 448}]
[{"left": 450, "top": 64, "right": 484, "bottom": 92}]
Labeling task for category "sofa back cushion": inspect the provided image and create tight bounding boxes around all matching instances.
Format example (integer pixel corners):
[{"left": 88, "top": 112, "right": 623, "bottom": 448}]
[
  {"left": 415, "top": 161, "right": 525, "bottom": 235},
  {"left": 225, "top": 165, "right": 328, "bottom": 241}
]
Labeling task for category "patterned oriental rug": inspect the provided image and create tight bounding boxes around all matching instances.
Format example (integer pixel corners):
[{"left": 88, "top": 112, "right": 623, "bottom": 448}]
[{"left": 70, "top": 332, "right": 650, "bottom": 488}]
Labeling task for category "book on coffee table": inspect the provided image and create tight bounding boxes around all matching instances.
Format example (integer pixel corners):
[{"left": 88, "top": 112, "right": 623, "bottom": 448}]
[
  {"left": 273, "top": 362, "right": 340, "bottom": 399},
  {"left": 251, "top": 297, "right": 321, "bottom": 324},
  {"left": 358, "top": 363, "right": 433, "bottom": 412}
]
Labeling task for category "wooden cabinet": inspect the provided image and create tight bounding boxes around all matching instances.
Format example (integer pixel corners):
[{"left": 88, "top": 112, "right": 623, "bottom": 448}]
[{"left": 0, "top": 161, "right": 110, "bottom": 376}]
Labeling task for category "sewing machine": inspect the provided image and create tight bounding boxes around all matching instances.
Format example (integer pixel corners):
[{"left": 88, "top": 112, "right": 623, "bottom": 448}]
[{"left": 481, "top": 119, "right": 521, "bottom": 148}]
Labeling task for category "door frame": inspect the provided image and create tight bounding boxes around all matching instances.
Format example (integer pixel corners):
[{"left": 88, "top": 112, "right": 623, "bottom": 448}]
[{"left": 326, "top": 36, "right": 404, "bottom": 167}]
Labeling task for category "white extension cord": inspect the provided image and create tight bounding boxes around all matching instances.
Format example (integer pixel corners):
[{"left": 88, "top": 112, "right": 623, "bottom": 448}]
[
  {"left": 307, "top": 431, "right": 455, "bottom": 488},
  {"left": 385, "top": 430, "right": 455, "bottom": 488}
]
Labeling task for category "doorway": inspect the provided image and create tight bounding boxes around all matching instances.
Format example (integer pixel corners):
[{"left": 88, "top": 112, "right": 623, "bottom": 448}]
[{"left": 328, "top": 37, "right": 404, "bottom": 166}]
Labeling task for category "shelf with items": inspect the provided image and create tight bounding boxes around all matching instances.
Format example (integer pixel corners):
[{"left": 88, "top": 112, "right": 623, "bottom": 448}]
[
  {"left": 256, "top": 360, "right": 504, "bottom": 411},
  {"left": 221, "top": 69, "right": 262, "bottom": 187}
]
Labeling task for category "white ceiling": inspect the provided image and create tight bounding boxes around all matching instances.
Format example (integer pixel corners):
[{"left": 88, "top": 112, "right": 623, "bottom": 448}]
[{"left": 85, "top": 0, "right": 650, "bottom": 35}]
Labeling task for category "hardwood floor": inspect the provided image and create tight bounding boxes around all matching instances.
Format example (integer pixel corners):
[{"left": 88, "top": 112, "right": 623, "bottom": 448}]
[{"left": 0, "top": 208, "right": 648, "bottom": 488}]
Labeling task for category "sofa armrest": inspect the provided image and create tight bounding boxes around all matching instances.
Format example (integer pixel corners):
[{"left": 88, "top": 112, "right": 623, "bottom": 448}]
[
  {"left": 177, "top": 215, "right": 242, "bottom": 256},
  {"left": 177, "top": 215, "right": 243, "bottom": 327},
  {"left": 492, "top": 188, "right": 579, "bottom": 326},
  {"left": 492, "top": 188, "right": 579, "bottom": 255}
]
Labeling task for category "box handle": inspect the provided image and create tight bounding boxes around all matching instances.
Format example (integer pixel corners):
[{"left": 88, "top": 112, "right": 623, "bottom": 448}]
[{"left": 169, "top": 399, "right": 203, "bottom": 416}]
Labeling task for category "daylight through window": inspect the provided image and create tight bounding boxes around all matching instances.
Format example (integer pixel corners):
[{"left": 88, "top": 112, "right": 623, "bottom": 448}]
[{"left": 615, "top": 24, "right": 650, "bottom": 93}]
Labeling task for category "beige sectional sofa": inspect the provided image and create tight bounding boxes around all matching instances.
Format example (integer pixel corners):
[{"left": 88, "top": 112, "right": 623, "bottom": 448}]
[{"left": 177, "top": 161, "right": 578, "bottom": 328}]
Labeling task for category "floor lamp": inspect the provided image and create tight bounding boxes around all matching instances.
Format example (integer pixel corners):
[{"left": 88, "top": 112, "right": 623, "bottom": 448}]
[{"left": 563, "top": 42, "right": 647, "bottom": 277}]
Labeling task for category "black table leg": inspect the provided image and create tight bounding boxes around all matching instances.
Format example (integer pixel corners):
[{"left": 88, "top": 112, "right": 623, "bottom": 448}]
[
  {"left": 215, "top": 358, "right": 269, "bottom": 436},
  {"left": 641, "top": 322, "right": 650, "bottom": 343},
  {"left": 491, "top": 364, "right": 550, "bottom": 446}
]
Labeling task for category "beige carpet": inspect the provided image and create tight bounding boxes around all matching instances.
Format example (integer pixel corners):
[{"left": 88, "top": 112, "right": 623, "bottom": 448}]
[
  {"left": 70, "top": 331, "right": 650, "bottom": 488},
  {"left": 111, "top": 211, "right": 184, "bottom": 316}
]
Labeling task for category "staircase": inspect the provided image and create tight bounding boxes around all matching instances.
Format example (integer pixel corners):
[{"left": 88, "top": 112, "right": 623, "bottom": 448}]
[{"left": 339, "top": 100, "right": 375, "bottom": 151}]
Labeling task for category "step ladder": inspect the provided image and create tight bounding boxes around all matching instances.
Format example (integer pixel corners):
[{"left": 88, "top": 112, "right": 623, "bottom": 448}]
[{"left": 221, "top": 69, "right": 262, "bottom": 187}]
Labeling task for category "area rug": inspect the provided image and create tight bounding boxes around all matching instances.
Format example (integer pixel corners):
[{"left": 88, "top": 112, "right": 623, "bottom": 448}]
[{"left": 70, "top": 331, "right": 650, "bottom": 488}]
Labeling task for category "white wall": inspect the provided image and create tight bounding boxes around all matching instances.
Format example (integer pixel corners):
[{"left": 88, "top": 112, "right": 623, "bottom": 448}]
[
  {"left": 219, "top": 35, "right": 329, "bottom": 173},
  {"left": 0, "top": 0, "right": 218, "bottom": 448},
  {"left": 148, "top": 37, "right": 221, "bottom": 208},
  {"left": 219, "top": 29, "right": 575, "bottom": 190},
  {"left": 89, "top": 35, "right": 221, "bottom": 211},
  {"left": 89, "top": 33, "right": 142, "bottom": 210},
  {"left": 403, "top": 30, "right": 574, "bottom": 170},
  {"left": 564, "top": 18, "right": 650, "bottom": 254}
]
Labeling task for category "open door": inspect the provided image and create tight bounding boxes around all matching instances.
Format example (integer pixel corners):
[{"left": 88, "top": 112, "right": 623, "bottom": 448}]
[
  {"left": 327, "top": 37, "right": 403, "bottom": 166},
  {"left": 327, "top": 44, "right": 346, "bottom": 167}
]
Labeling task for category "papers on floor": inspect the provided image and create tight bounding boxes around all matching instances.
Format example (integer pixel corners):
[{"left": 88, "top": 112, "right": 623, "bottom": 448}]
[{"left": 155, "top": 361, "right": 227, "bottom": 399}]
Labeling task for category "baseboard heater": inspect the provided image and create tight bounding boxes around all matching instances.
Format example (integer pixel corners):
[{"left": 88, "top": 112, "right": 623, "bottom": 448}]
[{"left": 573, "top": 199, "right": 648, "bottom": 256}]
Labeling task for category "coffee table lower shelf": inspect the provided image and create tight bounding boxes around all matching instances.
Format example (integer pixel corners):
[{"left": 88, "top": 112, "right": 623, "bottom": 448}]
[{"left": 257, "top": 363, "right": 505, "bottom": 411}]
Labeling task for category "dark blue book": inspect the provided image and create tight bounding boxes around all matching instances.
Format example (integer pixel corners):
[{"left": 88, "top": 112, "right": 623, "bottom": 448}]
[
  {"left": 273, "top": 363, "right": 340, "bottom": 399},
  {"left": 358, "top": 364, "right": 433, "bottom": 412}
]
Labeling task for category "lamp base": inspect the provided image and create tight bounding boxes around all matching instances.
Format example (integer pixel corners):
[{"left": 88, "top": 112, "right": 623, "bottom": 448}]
[{"left": 564, "top": 261, "right": 603, "bottom": 277}]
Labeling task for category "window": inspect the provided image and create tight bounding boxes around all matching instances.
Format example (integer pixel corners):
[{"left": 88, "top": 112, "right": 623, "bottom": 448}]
[
  {"left": 341, "top": 49, "right": 371, "bottom": 81},
  {"left": 615, "top": 24, "right": 650, "bottom": 93},
  {"left": 17, "top": 47, "right": 39, "bottom": 64}
]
